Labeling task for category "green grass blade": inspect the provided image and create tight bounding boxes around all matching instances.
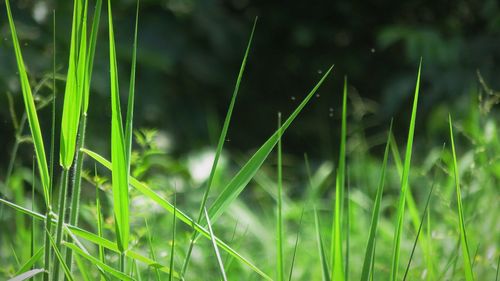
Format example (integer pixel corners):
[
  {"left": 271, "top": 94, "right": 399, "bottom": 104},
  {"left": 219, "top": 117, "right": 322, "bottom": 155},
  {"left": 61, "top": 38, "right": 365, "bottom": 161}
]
[
  {"left": 276, "top": 112, "right": 284, "bottom": 281},
  {"left": 73, "top": 254, "right": 92, "bottom": 281},
  {"left": 125, "top": 0, "right": 140, "bottom": 163},
  {"left": 81, "top": 148, "right": 272, "bottom": 280},
  {"left": 144, "top": 219, "right": 161, "bottom": 281},
  {"left": 4, "top": 0, "right": 51, "bottom": 207},
  {"left": 448, "top": 114, "right": 475, "bottom": 281},
  {"left": 169, "top": 192, "right": 176, "bottom": 281},
  {"left": 83, "top": 0, "right": 103, "bottom": 113},
  {"left": 390, "top": 59, "right": 422, "bottom": 281},
  {"left": 360, "top": 121, "right": 392, "bottom": 281},
  {"left": 60, "top": 0, "right": 86, "bottom": 169},
  {"left": 208, "top": 65, "right": 334, "bottom": 223},
  {"left": 64, "top": 243, "right": 134, "bottom": 281},
  {"left": 108, "top": 0, "right": 130, "bottom": 253},
  {"left": 180, "top": 17, "right": 257, "bottom": 277},
  {"left": 331, "top": 76, "right": 347, "bottom": 281},
  {"left": 47, "top": 229, "right": 75, "bottom": 281},
  {"left": 288, "top": 209, "right": 304, "bottom": 281},
  {"left": 204, "top": 208, "right": 228, "bottom": 281},
  {"left": 314, "top": 208, "right": 331, "bottom": 281},
  {"left": 14, "top": 247, "right": 44, "bottom": 276},
  {"left": 8, "top": 269, "right": 45, "bottom": 281},
  {"left": 402, "top": 180, "right": 436, "bottom": 281}
]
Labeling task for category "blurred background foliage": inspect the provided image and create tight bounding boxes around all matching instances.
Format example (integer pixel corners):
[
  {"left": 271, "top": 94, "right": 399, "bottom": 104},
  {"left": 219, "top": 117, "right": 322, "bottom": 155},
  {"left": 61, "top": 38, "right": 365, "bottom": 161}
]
[{"left": 0, "top": 0, "right": 499, "bottom": 168}]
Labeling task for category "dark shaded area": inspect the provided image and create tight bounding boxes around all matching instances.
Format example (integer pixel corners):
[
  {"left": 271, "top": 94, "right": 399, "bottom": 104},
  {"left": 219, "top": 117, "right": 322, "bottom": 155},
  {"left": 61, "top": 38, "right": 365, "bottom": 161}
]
[{"left": 0, "top": 0, "right": 499, "bottom": 170}]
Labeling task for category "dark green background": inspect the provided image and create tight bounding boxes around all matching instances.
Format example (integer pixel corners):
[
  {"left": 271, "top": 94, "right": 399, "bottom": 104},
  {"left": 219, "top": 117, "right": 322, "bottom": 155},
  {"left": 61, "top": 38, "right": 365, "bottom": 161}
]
[{"left": 1, "top": 0, "right": 499, "bottom": 170}]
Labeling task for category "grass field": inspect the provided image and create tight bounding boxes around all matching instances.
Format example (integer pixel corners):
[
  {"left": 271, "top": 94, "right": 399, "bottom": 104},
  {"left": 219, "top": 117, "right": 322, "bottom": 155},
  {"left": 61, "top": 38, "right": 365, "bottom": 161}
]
[{"left": 1, "top": 0, "right": 499, "bottom": 280}]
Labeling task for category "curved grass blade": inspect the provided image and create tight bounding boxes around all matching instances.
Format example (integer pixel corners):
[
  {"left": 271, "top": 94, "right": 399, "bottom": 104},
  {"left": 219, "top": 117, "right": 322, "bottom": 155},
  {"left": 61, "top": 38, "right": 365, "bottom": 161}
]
[
  {"left": 14, "top": 247, "right": 44, "bottom": 277},
  {"left": 360, "top": 121, "right": 392, "bottom": 281},
  {"left": 180, "top": 17, "right": 257, "bottom": 277},
  {"left": 390, "top": 59, "right": 422, "bottom": 281},
  {"left": 314, "top": 208, "right": 331, "bottom": 281},
  {"left": 64, "top": 243, "right": 135, "bottom": 281},
  {"left": 108, "top": 0, "right": 130, "bottom": 253},
  {"left": 288, "top": 208, "right": 304, "bottom": 281},
  {"left": 81, "top": 148, "right": 272, "bottom": 280},
  {"left": 204, "top": 208, "right": 228, "bottom": 281},
  {"left": 8, "top": 269, "right": 45, "bottom": 281},
  {"left": 4, "top": 0, "right": 51, "bottom": 207},
  {"left": 47, "top": 229, "right": 75, "bottom": 281},
  {"left": 448, "top": 114, "right": 475, "bottom": 281},
  {"left": 402, "top": 180, "right": 436, "bottom": 281},
  {"left": 331, "top": 76, "right": 347, "bottom": 281},
  {"left": 208, "top": 65, "right": 334, "bottom": 223}
]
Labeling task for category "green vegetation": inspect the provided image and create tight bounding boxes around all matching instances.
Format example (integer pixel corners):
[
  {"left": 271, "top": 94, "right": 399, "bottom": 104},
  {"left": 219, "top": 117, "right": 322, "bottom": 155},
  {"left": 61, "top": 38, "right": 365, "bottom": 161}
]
[{"left": 1, "top": 0, "right": 499, "bottom": 280}]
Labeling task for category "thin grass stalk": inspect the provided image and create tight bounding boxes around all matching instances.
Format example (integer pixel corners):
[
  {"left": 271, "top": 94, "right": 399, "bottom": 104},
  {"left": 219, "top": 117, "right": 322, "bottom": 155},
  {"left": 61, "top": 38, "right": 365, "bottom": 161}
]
[
  {"left": 276, "top": 112, "right": 284, "bottom": 281},
  {"left": 52, "top": 168, "right": 70, "bottom": 280},
  {"left": 169, "top": 192, "right": 177, "bottom": 281},
  {"left": 204, "top": 208, "right": 228, "bottom": 281},
  {"left": 180, "top": 18, "right": 257, "bottom": 277}
]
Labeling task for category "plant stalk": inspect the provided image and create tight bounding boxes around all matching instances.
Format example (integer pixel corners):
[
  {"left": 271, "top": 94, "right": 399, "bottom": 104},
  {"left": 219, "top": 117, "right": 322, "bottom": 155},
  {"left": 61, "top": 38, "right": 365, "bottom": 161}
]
[{"left": 52, "top": 168, "right": 70, "bottom": 281}]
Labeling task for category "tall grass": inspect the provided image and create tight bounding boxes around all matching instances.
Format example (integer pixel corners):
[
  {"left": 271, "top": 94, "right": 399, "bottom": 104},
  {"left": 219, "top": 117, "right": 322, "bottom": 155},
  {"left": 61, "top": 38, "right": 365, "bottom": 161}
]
[{"left": 1, "top": 2, "right": 498, "bottom": 281}]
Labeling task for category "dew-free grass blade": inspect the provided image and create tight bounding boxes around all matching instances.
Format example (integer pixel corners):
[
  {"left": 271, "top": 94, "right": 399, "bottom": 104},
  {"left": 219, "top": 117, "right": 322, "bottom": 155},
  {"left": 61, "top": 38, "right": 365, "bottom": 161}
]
[
  {"left": 181, "top": 17, "right": 257, "bottom": 277},
  {"left": 390, "top": 59, "right": 422, "bottom": 281},
  {"left": 208, "top": 65, "right": 334, "bottom": 223},
  {"left": 81, "top": 148, "right": 272, "bottom": 280},
  {"left": 314, "top": 208, "right": 331, "bottom": 281},
  {"left": 14, "top": 247, "right": 44, "bottom": 277},
  {"left": 288, "top": 208, "right": 304, "bottom": 281},
  {"left": 108, "top": 0, "right": 130, "bottom": 254},
  {"left": 4, "top": 0, "right": 51, "bottom": 208},
  {"left": 60, "top": 0, "right": 87, "bottom": 169},
  {"left": 276, "top": 112, "right": 284, "bottom": 281},
  {"left": 64, "top": 243, "right": 135, "bottom": 281},
  {"left": 47, "top": 229, "right": 75, "bottom": 281},
  {"left": 360, "top": 121, "right": 392, "bottom": 281},
  {"left": 448, "top": 114, "right": 475, "bottom": 281},
  {"left": 204, "top": 208, "right": 228, "bottom": 281},
  {"left": 331, "top": 76, "right": 347, "bottom": 281}
]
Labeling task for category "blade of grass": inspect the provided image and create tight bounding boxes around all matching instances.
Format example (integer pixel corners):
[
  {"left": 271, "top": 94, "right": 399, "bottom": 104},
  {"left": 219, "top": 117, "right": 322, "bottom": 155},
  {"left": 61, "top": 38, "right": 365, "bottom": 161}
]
[
  {"left": 390, "top": 59, "right": 422, "bottom": 281},
  {"left": 47, "top": 229, "right": 75, "bottom": 281},
  {"left": 108, "top": 0, "right": 130, "bottom": 256},
  {"left": 402, "top": 179, "right": 436, "bottom": 281},
  {"left": 208, "top": 65, "right": 334, "bottom": 224},
  {"left": 204, "top": 208, "right": 228, "bottom": 281},
  {"left": 82, "top": 148, "right": 272, "bottom": 280},
  {"left": 448, "top": 114, "right": 475, "bottom": 281},
  {"left": 14, "top": 247, "right": 44, "bottom": 276},
  {"left": 64, "top": 243, "right": 135, "bottom": 281},
  {"left": 331, "top": 76, "right": 348, "bottom": 281},
  {"left": 180, "top": 17, "right": 257, "bottom": 277},
  {"left": 4, "top": 0, "right": 51, "bottom": 209},
  {"left": 360, "top": 121, "right": 392, "bottom": 281},
  {"left": 168, "top": 191, "right": 176, "bottom": 281},
  {"left": 314, "top": 207, "right": 331, "bottom": 281},
  {"left": 73, "top": 254, "right": 92, "bottom": 281},
  {"left": 144, "top": 219, "right": 161, "bottom": 281},
  {"left": 276, "top": 112, "right": 284, "bottom": 281},
  {"left": 288, "top": 208, "right": 304, "bottom": 281}
]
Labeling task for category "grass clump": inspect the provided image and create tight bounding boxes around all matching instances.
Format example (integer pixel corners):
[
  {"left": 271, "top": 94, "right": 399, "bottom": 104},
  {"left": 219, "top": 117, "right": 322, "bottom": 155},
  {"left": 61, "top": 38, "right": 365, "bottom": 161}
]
[{"left": 0, "top": 1, "right": 499, "bottom": 280}]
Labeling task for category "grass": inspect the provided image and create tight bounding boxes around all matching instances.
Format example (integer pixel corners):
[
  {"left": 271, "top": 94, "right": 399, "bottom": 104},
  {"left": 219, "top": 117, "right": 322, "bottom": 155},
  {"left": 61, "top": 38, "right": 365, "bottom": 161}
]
[{"left": 1, "top": 1, "right": 499, "bottom": 280}]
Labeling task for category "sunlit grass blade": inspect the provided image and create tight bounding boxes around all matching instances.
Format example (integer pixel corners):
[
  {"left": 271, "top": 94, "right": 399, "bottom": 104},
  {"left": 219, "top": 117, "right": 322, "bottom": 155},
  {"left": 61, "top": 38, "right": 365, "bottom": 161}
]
[
  {"left": 390, "top": 59, "right": 422, "bottom": 281},
  {"left": 83, "top": 0, "right": 103, "bottom": 112},
  {"left": 208, "top": 65, "right": 334, "bottom": 224},
  {"left": 81, "top": 148, "right": 272, "bottom": 280},
  {"left": 47, "top": 229, "right": 75, "bottom": 281},
  {"left": 8, "top": 269, "right": 45, "bottom": 281},
  {"left": 448, "top": 114, "right": 475, "bottom": 281},
  {"left": 402, "top": 179, "right": 436, "bottom": 281},
  {"left": 145, "top": 219, "right": 161, "bottom": 281},
  {"left": 108, "top": 0, "right": 130, "bottom": 255},
  {"left": 59, "top": 0, "right": 87, "bottom": 169},
  {"left": 276, "top": 112, "right": 284, "bottom": 281},
  {"left": 4, "top": 0, "right": 51, "bottom": 208},
  {"left": 288, "top": 208, "right": 304, "bottom": 281},
  {"left": 14, "top": 247, "right": 44, "bottom": 277},
  {"left": 204, "top": 208, "right": 228, "bottom": 281},
  {"left": 331, "top": 76, "right": 347, "bottom": 281},
  {"left": 314, "top": 208, "right": 331, "bottom": 281},
  {"left": 180, "top": 17, "right": 257, "bottom": 277},
  {"left": 360, "top": 121, "right": 392, "bottom": 281},
  {"left": 64, "top": 243, "right": 135, "bottom": 281},
  {"left": 169, "top": 192, "right": 176, "bottom": 281}
]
